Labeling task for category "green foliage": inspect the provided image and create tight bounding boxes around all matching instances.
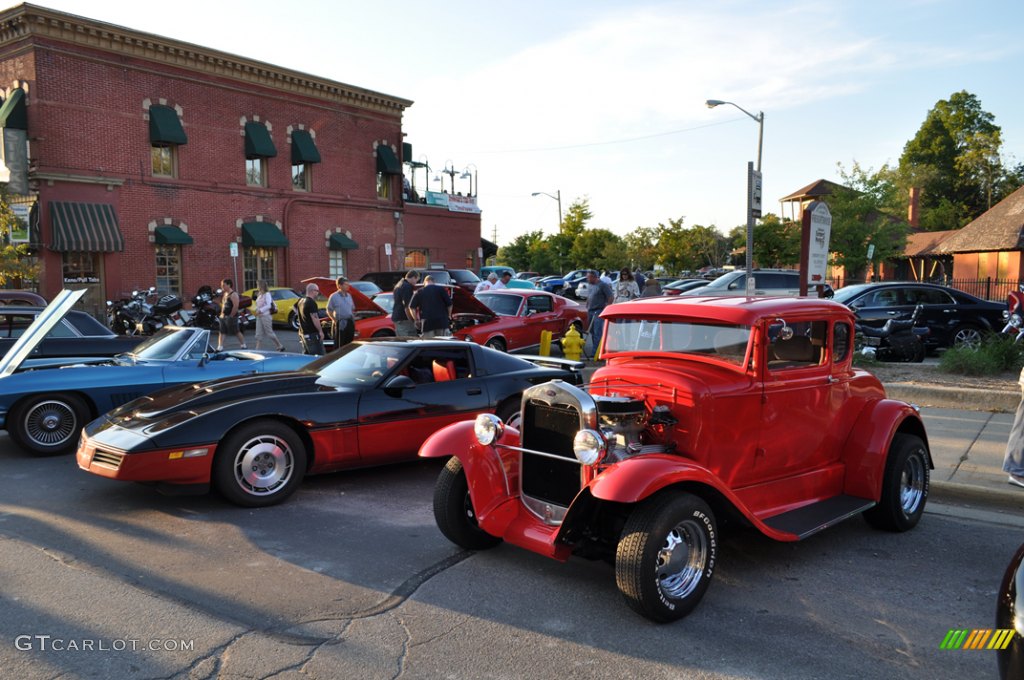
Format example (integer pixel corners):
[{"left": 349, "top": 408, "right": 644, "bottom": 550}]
[
  {"left": 828, "top": 162, "right": 908, "bottom": 281},
  {"left": 569, "top": 229, "right": 623, "bottom": 271},
  {"left": 560, "top": 197, "right": 592, "bottom": 241},
  {"left": 0, "top": 187, "right": 37, "bottom": 286},
  {"left": 751, "top": 213, "right": 801, "bottom": 268},
  {"left": 497, "top": 230, "right": 543, "bottom": 272},
  {"left": 623, "top": 226, "right": 658, "bottom": 269},
  {"left": 939, "top": 333, "right": 1024, "bottom": 375}
]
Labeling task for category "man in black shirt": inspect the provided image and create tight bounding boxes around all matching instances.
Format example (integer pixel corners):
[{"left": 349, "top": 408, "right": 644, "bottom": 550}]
[
  {"left": 296, "top": 282, "right": 325, "bottom": 355},
  {"left": 392, "top": 270, "right": 420, "bottom": 336},
  {"left": 409, "top": 275, "right": 452, "bottom": 338}
]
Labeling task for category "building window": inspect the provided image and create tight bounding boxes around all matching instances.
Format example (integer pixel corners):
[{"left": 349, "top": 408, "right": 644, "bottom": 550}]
[
  {"left": 152, "top": 145, "right": 176, "bottom": 177},
  {"left": 404, "top": 249, "right": 427, "bottom": 269},
  {"left": 292, "top": 163, "right": 310, "bottom": 191},
  {"left": 155, "top": 244, "right": 183, "bottom": 296},
  {"left": 243, "top": 246, "right": 276, "bottom": 292},
  {"left": 376, "top": 172, "right": 392, "bottom": 199},
  {"left": 246, "top": 158, "right": 267, "bottom": 187},
  {"left": 329, "top": 250, "right": 346, "bottom": 278},
  {"left": 466, "top": 251, "right": 475, "bottom": 269}
]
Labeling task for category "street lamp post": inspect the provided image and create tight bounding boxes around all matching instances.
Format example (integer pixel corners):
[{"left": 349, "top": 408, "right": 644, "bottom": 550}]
[
  {"left": 706, "top": 99, "right": 764, "bottom": 295},
  {"left": 440, "top": 160, "right": 457, "bottom": 194},
  {"left": 531, "top": 190, "right": 562, "bottom": 232},
  {"left": 460, "top": 164, "right": 478, "bottom": 196}
]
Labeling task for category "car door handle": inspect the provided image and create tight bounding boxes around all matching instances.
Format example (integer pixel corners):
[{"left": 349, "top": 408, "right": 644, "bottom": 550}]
[{"left": 466, "top": 388, "right": 482, "bottom": 395}]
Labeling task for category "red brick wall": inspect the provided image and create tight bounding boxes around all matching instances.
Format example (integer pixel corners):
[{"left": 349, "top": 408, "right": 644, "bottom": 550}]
[{"left": 6, "top": 36, "right": 480, "bottom": 300}]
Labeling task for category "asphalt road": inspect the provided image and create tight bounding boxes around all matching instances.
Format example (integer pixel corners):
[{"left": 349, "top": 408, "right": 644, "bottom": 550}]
[{"left": 0, "top": 431, "right": 1019, "bottom": 680}]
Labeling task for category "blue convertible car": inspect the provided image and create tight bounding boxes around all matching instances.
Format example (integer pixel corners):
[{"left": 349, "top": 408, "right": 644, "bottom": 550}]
[{"left": 0, "top": 290, "right": 314, "bottom": 456}]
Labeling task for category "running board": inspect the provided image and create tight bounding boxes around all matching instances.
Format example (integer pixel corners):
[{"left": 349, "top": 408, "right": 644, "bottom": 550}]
[{"left": 761, "top": 495, "right": 876, "bottom": 540}]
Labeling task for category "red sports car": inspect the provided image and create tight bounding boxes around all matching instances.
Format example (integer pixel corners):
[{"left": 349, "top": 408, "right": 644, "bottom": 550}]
[{"left": 452, "top": 288, "right": 586, "bottom": 353}]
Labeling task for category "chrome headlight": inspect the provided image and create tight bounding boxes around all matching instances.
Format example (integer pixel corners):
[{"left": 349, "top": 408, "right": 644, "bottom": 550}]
[
  {"left": 474, "top": 413, "right": 504, "bottom": 446},
  {"left": 1011, "top": 314, "right": 1022, "bottom": 329},
  {"left": 573, "top": 429, "right": 607, "bottom": 465}
]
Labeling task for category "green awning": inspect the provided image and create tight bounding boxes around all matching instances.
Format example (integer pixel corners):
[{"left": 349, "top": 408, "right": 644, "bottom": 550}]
[
  {"left": 154, "top": 225, "right": 193, "bottom": 245},
  {"left": 291, "top": 129, "right": 321, "bottom": 164},
  {"left": 149, "top": 105, "right": 187, "bottom": 145},
  {"left": 328, "top": 233, "right": 358, "bottom": 250},
  {"left": 376, "top": 144, "right": 401, "bottom": 174},
  {"left": 50, "top": 202, "right": 124, "bottom": 252},
  {"left": 244, "top": 122, "right": 277, "bottom": 159},
  {"left": 241, "top": 221, "right": 288, "bottom": 247},
  {"left": 0, "top": 88, "right": 26, "bottom": 130}
]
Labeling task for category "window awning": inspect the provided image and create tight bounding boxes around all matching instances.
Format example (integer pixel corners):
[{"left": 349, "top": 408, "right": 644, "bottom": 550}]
[
  {"left": 0, "top": 88, "right": 26, "bottom": 130},
  {"left": 328, "top": 233, "right": 358, "bottom": 250},
  {"left": 244, "top": 122, "right": 277, "bottom": 159},
  {"left": 241, "top": 221, "right": 288, "bottom": 247},
  {"left": 154, "top": 225, "right": 193, "bottom": 245},
  {"left": 50, "top": 202, "right": 124, "bottom": 252},
  {"left": 376, "top": 145, "right": 401, "bottom": 174},
  {"left": 149, "top": 105, "right": 187, "bottom": 145},
  {"left": 291, "top": 129, "right": 321, "bottom": 164}
]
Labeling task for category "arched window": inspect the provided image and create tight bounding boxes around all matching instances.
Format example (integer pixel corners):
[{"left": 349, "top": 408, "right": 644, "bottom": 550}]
[{"left": 404, "top": 249, "right": 427, "bottom": 269}]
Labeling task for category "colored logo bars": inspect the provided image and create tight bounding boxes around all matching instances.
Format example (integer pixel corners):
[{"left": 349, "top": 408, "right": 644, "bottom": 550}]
[{"left": 940, "top": 629, "right": 1016, "bottom": 650}]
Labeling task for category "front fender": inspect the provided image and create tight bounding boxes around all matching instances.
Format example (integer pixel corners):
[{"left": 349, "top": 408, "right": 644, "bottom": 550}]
[
  {"left": 842, "top": 399, "right": 930, "bottom": 500},
  {"left": 587, "top": 454, "right": 730, "bottom": 504},
  {"left": 420, "top": 420, "right": 522, "bottom": 533}
]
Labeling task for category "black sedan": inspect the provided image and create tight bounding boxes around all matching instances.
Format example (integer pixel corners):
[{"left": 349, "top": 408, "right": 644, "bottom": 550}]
[
  {"left": 0, "top": 306, "right": 145, "bottom": 358},
  {"left": 78, "top": 339, "right": 583, "bottom": 507},
  {"left": 833, "top": 282, "right": 1006, "bottom": 350}
]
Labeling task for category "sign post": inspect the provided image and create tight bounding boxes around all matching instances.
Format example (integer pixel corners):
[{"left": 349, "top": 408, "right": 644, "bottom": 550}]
[
  {"left": 799, "top": 201, "right": 832, "bottom": 297},
  {"left": 384, "top": 242, "right": 393, "bottom": 270},
  {"left": 229, "top": 241, "right": 239, "bottom": 288},
  {"left": 745, "top": 163, "right": 762, "bottom": 295}
]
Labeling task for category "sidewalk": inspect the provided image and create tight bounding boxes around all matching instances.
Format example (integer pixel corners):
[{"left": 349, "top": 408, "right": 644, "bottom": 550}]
[{"left": 235, "top": 327, "right": 1024, "bottom": 512}]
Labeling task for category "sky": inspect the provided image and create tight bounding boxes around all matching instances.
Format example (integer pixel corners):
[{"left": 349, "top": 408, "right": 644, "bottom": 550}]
[{"left": 29, "top": 0, "right": 1024, "bottom": 246}]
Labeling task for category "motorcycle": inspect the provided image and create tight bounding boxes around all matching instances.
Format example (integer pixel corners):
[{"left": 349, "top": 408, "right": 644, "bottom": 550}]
[
  {"left": 1000, "top": 283, "right": 1024, "bottom": 342},
  {"left": 187, "top": 286, "right": 221, "bottom": 330},
  {"left": 855, "top": 303, "right": 927, "bottom": 362},
  {"left": 152, "top": 293, "right": 187, "bottom": 328},
  {"left": 106, "top": 297, "right": 134, "bottom": 335},
  {"left": 108, "top": 287, "right": 162, "bottom": 335}
]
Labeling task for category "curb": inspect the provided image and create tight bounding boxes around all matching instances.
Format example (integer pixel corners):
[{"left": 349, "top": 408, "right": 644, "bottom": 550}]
[
  {"left": 929, "top": 480, "right": 1024, "bottom": 513},
  {"left": 885, "top": 383, "right": 1019, "bottom": 413}
]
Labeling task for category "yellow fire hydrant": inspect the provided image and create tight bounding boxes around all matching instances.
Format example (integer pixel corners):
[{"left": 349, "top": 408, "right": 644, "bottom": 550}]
[{"left": 561, "top": 325, "right": 585, "bottom": 361}]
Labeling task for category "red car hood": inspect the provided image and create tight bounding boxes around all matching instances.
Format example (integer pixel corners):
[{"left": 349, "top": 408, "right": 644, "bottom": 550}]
[
  {"left": 451, "top": 286, "right": 496, "bottom": 318},
  {"left": 300, "top": 277, "right": 387, "bottom": 315}
]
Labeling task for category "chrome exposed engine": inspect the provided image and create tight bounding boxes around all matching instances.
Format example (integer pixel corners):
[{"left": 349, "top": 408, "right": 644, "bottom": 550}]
[{"left": 593, "top": 395, "right": 668, "bottom": 463}]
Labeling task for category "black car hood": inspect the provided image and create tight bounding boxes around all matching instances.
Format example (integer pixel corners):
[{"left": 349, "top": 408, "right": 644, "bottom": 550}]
[{"left": 112, "top": 370, "right": 335, "bottom": 421}]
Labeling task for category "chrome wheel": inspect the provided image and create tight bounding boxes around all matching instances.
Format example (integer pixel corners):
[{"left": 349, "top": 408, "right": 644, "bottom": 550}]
[
  {"left": 656, "top": 519, "right": 709, "bottom": 600},
  {"left": 23, "top": 400, "right": 78, "bottom": 448},
  {"left": 232, "top": 434, "right": 295, "bottom": 497},
  {"left": 953, "top": 326, "right": 982, "bottom": 349},
  {"left": 899, "top": 452, "right": 926, "bottom": 516}
]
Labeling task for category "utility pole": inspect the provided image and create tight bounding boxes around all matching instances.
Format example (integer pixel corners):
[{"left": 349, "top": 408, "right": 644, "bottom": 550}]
[{"left": 491, "top": 225, "right": 498, "bottom": 245}]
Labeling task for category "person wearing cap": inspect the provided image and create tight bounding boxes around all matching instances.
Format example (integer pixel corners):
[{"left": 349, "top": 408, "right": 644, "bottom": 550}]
[
  {"left": 296, "top": 282, "right": 325, "bottom": 355},
  {"left": 327, "top": 276, "right": 356, "bottom": 352}
]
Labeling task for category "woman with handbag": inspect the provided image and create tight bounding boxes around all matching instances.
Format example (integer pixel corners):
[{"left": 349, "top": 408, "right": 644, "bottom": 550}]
[{"left": 254, "top": 279, "right": 285, "bottom": 351}]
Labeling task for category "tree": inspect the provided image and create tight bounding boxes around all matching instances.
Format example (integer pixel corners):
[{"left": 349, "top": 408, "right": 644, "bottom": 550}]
[
  {"left": 829, "top": 163, "right": 908, "bottom": 282},
  {"left": 0, "top": 188, "right": 37, "bottom": 286},
  {"left": 751, "top": 213, "right": 801, "bottom": 268},
  {"left": 623, "top": 226, "right": 658, "bottom": 270},
  {"left": 560, "top": 197, "right": 592, "bottom": 241},
  {"left": 497, "top": 231, "right": 543, "bottom": 272},
  {"left": 569, "top": 229, "right": 622, "bottom": 271}
]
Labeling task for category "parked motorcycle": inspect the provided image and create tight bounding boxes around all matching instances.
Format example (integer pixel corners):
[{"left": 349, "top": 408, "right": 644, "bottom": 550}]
[
  {"left": 106, "top": 296, "right": 134, "bottom": 335},
  {"left": 152, "top": 293, "right": 187, "bottom": 328},
  {"left": 107, "top": 287, "right": 162, "bottom": 335},
  {"left": 855, "top": 303, "right": 927, "bottom": 362},
  {"left": 1000, "top": 283, "right": 1024, "bottom": 342},
  {"left": 187, "top": 286, "right": 220, "bottom": 330}
]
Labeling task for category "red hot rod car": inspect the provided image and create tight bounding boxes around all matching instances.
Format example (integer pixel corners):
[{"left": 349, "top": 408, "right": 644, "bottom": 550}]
[{"left": 420, "top": 295, "right": 931, "bottom": 622}]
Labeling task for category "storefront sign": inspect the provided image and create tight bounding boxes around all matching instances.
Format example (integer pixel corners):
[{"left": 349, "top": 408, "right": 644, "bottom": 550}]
[
  {"left": 9, "top": 203, "right": 29, "bottom": 243},
  {"left": 425, "top": 191, "right": 449, "bottom": 207},
  {"left": 447, "top": 195, "right": 480, "bottom": 214}
]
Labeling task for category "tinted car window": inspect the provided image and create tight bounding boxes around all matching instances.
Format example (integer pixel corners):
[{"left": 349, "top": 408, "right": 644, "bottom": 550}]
[
  {"left": 448, "top": 269, "right": 481, "bottom": 284},
  {"left": 904, "top": 287, "right": 953, "bottom": 305}
]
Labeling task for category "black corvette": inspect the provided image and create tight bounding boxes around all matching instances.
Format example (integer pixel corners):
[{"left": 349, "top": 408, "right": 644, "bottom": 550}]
[{"left": 78, "top": 338, "right": 582, "bottom": 507}]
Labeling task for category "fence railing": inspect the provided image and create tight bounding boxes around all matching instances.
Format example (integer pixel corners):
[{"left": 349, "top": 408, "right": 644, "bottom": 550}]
[{"left": 825, "top": 277, "right": 1019, "bottom": 302}]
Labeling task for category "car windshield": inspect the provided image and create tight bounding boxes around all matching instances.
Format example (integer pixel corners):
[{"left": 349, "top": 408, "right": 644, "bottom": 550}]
[
  {"left": 604, "top": 319, "right": 751, "bottom": 365},
  {"left": 831, "top": 284, "right": 875, "bottom": 304},
  {"left": 313, "top": 343, "right": 413, "bottom": 387},
  {"left": 475, "top": 293, "right": 521, "bottom": 316},
  {"left": 120, "top": 328, "right": 199, "bottom": 361}
]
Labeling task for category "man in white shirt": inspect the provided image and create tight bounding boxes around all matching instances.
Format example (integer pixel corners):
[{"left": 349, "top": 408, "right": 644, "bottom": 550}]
[
  {"left": 492, "top": 271, "right": 512, "bottom": 290},
  {"left": 475, "top": 273, "right": 498, "bottom": 294}
]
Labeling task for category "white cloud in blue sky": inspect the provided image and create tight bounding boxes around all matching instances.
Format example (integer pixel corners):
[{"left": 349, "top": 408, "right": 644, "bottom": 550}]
[{"left": 31, "top": 0, "right": 1024, "bottom": 246}]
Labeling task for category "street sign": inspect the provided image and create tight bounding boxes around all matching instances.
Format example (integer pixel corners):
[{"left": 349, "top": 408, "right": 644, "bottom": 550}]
[
  {"left": 750, "top": 169, "right": 763, "bottom": 219},
  {"left": 384, "top": 242, "right": 392, "bottom": 256},
  {"left": 867, "top": 244, "right": 875, "bottom": 260},
  {"left": 229, "top": 241, "right": 238, "bottom": 258}
]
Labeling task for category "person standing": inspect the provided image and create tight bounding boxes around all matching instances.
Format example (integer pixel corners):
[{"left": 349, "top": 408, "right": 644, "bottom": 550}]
[
  {"left": 217, "top": 278, "right": 246, "bottom": 350},
  {"left": 410, "top": 275, "right": 452, "bottom": 338},
  {"left": 585, "top": 270, "right": 614, "bottom": 353},
  {"left": 392, "top": 270, "right": 420, "bottom": 336},
  {"left": 254, "top": 280, "right": 284, "bottom": 351},
  {"left": 493, "top": 271, "right": 512, "bottom": 290},
  {"left": 613, "top": 268, "right": 640, "bottom": 304},
  {"left": 475, "top": 272, "right": 497, "bottom": 294},
  {"left": 296, "top": 282, "right": 325, "bottom": 355},
  {"left": 327, "top": 276, "right": 356, "bottom": 352},
  {"left": 1004, "top": 366, "right": 1024, "bottom": 488},
  {"left": 634, "top": 269, "right": 646, "bottom": 294},
  {"left": 640, "top": 276, "right": 662, "bottom": 297}
]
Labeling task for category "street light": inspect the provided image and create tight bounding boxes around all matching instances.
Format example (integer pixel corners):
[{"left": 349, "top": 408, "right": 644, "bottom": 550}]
[
  {"left": 440, "top": 160, "right": 457, "bottom": 194},
  {"left": 706, "top": 99, "right": 764, "bottom": 295},
  {"left": 460, "top": 163, "right": 478, "bottom": 196},
  {"left": 531, "top": 190, "right": 562, "bottom": 232}
]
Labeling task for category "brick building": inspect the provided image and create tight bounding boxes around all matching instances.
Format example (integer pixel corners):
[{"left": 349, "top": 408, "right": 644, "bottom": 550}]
[{"left": 0, "top": 3, "right": 481, "bottom": 316}]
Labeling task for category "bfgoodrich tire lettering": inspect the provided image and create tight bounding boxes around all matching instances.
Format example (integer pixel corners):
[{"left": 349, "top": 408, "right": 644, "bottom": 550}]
[
  {"left": 615, "top": 493, "right": 717, "bottom": 622},
  {"left": 863, "top": 433, "right": 929, "bottom": 532},
  {"left": 433, "top": 457, "right": 501, "bottom": 550},
  {"left": 213, "top": 420, "right": 306, "bottom": 507}
]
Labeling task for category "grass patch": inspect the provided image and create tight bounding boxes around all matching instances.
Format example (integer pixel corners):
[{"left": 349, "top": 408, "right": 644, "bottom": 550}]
[{"left": 938, "top": 333, "right": 1024, "bottom": 375}]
